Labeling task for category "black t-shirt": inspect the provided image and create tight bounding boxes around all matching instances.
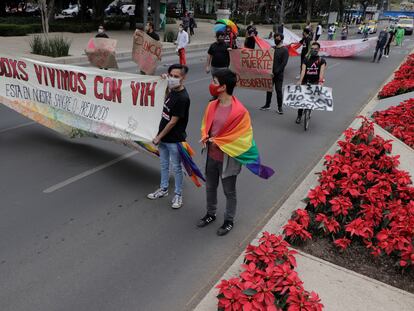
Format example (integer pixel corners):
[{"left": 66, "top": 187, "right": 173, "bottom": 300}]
[
  {"left": 300, "top": 36, "right": 312, "bottom": 56},
  {"left": 302, "top": 56, "right": 327, "bottom": 84},
  {"left": 147, "top": 31, "right": 160, "bottom": 41},
  {"left": 244, "top": 36, "right": 256, "bottom": 49},
  {"left": 208, "top": 42, "right": 230, "bottom": 68},
  {"left": 158, "top": 88, "right": 190, "bottom": 143},
  {"left": 95, "top": 32, "right": 109, "bottom": 38}
]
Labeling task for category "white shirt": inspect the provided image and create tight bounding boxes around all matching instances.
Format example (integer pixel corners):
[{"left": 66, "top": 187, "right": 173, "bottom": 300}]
[
  {"left": 177, "top": 30, "right": 189, "bottom": 49},
  {"left": 316, "top": 25, "right": 323, "bottom": 35}
]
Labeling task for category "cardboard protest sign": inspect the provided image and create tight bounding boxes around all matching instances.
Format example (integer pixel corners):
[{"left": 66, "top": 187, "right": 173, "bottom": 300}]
[
  {"left": 0, "top": 55, "right": 167, "bottom": 142},
  {"left": 229, "top": 48, "right": 274, "bottom": 91},
  {"left": 283, "top": 84, "right": 333, "bottom": 111},
  {"left": 132, "top": 29, "right": 162, "bottom": 75},
  {"left": 85, "top": 38, "right": 118, "bottom": 69}
]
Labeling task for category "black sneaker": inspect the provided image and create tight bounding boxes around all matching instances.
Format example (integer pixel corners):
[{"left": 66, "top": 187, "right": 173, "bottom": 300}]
[
  {"left": 197, "top": 214, "right": 216, "bottom": 228},
  {"left": 277, "top": 107, "right": 284, "bottom": 115},
  {"left": 295, "top": 117, "right": 302, "bottom": 124},
  {"left": 259, "top": 105, "right": 270, "bottom": 111},
  {"left": 217, "top": 221, "right": 234, "bottom": 236}
]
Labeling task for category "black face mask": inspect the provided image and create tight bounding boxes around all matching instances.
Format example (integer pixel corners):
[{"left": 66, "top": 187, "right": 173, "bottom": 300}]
[
  {"left": 310, "top": 50, "right": 319, "bottom": 57},
  {"left": 274, "top": 39, "right": 282, "bottom": 46}
]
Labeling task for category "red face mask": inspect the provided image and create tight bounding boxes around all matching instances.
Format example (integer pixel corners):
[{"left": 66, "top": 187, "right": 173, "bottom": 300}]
[{"left": 209, "top": 83, "right": 222, "bottom": 97}]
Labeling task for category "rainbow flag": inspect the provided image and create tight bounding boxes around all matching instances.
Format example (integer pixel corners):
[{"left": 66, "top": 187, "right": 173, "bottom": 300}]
[
  {"left": 201, "top": 97, "right": 274, "bottom": 179},
  {"left": 134, "top": 141, "right": 205, "bottom": 187}
]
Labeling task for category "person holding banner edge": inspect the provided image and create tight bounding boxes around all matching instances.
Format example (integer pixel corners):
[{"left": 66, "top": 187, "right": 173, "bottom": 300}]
[
  {"left": 147, "top": 64, "right": 190, "bottom": 209},
  {"left": 260, "top": 33, "right": 289, "bottom": 114},
  {"left": 296, "top": 42, "right": 327, "bottom": 124}
]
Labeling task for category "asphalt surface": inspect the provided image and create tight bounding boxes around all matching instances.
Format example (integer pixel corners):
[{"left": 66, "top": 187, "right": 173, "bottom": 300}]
[{"left": 1, "top": 35, "right": 414, "bottom": 311}]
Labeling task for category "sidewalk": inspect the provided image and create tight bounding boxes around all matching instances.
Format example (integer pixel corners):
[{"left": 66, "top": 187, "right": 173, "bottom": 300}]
[{"left": 0, "top": 20, "right": 273, "bottom": 64}]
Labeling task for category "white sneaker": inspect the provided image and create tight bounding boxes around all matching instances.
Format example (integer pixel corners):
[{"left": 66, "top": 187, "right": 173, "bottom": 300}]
[
  {"left": 385, "top": 55, "right": 389, "bottom": 58},
  {"left": 295, "top": 75, "right": 300, "bottom": 79},
  {"left": 171, "top": 194, "right": 183, "bottom": 209},
  {"left": 147, "top": 188, "right": 168, "bottom": 200}
]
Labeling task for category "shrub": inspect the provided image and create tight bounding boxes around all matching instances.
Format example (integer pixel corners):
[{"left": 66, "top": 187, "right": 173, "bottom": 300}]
[
  {"left": 0, "top": 16, "right": 40, "bottom": 24},
  {"left": 50, "top": 22, "right": 96, "bottom": 33},
  {"left": 164, "top": 30, "right": 176, "bottom": 42},
  {"left": 238, "top": 27, "right": 246, "bottom": 37},
  {"left": 30, "top": 35, "right": 71, "bottom": 57},
  {"left": 166, "top": 17, "right": 176, "bottom": 24},
  {"left": 292, "top": 24, "right": 302, "bottom": 30},
  {"left": 0, "top": 24, "right": 32, "bottom": 36},
  {"left": 104, "top": 16, "right": 128, "bottom": 30}
]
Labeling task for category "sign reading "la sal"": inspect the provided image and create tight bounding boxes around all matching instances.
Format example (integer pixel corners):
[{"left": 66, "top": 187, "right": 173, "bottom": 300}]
[{"left": 283, "top": 84, "right": 334, "bottom": 111}]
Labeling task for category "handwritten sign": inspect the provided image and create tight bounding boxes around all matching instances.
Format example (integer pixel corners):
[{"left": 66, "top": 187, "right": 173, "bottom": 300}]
[
  {"left": 283, "top": 84, "right": 333, "bottom": 111},
  {"left": 0, "top": 55, "right": 167, "bottom": 142},
  {"left": 85, "top": 38, "right": 118, "bottom": 69},
  {"left": 229, "top": 48, "right": 274, "bottom": 91},
  {"left": 132, "top": 29, "right": 162, "bottom": 75}
]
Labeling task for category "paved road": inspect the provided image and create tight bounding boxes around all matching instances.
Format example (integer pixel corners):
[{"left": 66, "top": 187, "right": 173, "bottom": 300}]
[{"left": 1, "top": 36, "right": 413, "bottom": 311}]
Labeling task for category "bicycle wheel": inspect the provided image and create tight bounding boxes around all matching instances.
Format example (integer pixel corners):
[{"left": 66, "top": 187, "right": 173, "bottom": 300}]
[{"left": 303, "top": 109, "right": 311, "bottom": 131}]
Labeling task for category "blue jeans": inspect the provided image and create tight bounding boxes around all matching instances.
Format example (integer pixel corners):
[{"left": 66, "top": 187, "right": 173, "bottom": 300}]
[{"left": 159, "top": 142, "right": 183, "bottom": 195}]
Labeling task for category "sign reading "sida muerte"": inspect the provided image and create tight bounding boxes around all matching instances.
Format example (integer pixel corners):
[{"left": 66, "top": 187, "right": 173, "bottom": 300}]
[
  {"left": 229, "top": 48, "right": 274, "bottom": 92},
  {"left": 283, "top": 84, "right": 334, "bottom": 111}
]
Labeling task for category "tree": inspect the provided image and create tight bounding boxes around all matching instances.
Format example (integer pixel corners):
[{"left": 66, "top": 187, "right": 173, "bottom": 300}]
[
  {"left": 39, "top": 0, "right": 49, "bottom": 35},
  {"left": 306, "top": 0, "right": 312, "bottom": 23}
]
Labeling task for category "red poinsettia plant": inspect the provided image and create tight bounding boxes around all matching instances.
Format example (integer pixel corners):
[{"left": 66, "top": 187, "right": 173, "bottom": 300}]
[
  {"left": 217, "top": 232, "right": 324, "bottom": 311},
  {"left": 373, "top": 98, "right": 414, "bottom": 149},
  {"left": 378, "top": 54, "right": 414, "bottom": 99},
  {"left": 284, "top": 117, "right": 414, "bottom": 269}
]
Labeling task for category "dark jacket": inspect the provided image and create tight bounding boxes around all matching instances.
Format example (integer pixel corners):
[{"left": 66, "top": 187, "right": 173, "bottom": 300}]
[
  {"left": 272, "top": 45, "right": 289, "bottom": 79},
  {"left": 147, "top": 31, "right": 160, "bottom": 41}
]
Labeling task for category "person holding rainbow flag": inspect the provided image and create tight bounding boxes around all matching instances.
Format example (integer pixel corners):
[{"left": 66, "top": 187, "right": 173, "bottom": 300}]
[{"left": 197, "top": 69, "right": 274, "bottom": 236}]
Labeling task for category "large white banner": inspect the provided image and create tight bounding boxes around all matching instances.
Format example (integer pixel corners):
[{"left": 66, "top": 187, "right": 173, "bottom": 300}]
[
  {"left": 0, "top": 55, "right": 167, "bottom": 142},
  {"left": 283, "top": 84, "right": 334, "bottom": 111}
]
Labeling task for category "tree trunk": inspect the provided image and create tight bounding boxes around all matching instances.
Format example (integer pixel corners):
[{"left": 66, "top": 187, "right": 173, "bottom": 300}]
[
  {"left": 132, "top": 0, "right": 144, "bottom": 29},
  {"left": 181, "top": 0, "right": 187, "bottom": 15},
  {"left": 306, "top": 0, "right": 312, "bottom": 23},
  {"left": 279, "top": 0, "right": 285, "bottom": 24},
  {"left": 47, "top": 0, "right": 55, "bottom": 24},
  {"left": 93, "top": 0, "right": 105, "bottom": 23},
  {"left": 338, "top": 0, "right": 344, "bottom": 22},
  {"left": 40, "top": 0, "right": 49, "bottom": 36}
]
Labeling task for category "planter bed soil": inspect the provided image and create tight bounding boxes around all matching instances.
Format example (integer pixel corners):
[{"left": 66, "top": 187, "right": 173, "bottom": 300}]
[{"left": 296, "top": 237, "right": 414, "bottom": 294}]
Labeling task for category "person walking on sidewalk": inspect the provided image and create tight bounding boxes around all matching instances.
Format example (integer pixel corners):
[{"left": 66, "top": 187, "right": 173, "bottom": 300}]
[
  {"left": 95, "top": 25, "right": 109, "bottom": 38},
  {"left": 297, "top": 29, "right": 312, "bottom": 79},
  {"left": 189, "top": 13, "right": 197, "bottom": 36},
  {"left": 384, "top": 26, "right": 395, "bottom": 58},
  {"left": 181, "top": 11, "right": 190, "bottom": 32},
  {"left": 296, "top": 42, "right": 327, "bottom": 124},
  {"left": 327, "top": 24, "right": 336, "bottom": 40},
  {"left": 315, "top": 22, "right": 323, "bottom": 41},
  {"left": 197, "top": 69, "right": 274, "bottom": 236},
  {"left": 260, "top": 33, "right": 289, "bottom": 114},
  {"left": 176, "top": 24, "right": 189, "bottom": 65},
  {"left": 147, "top": 64, "right": 190, "bottom": 209},
  {"left": 395, "top": 26, "right": 405, "bottom": 46},
  {"left": 372, "top": 27, "right": 389, "bottom": 63},
  {"left": 145, "top": 21, "right": 160, "bottom": 41},
  {"left": 205, "top": 31, "right": 230, "bottom": 76},
  {"left": 341, "top": 24, "right": 348, "bottom": 40}
]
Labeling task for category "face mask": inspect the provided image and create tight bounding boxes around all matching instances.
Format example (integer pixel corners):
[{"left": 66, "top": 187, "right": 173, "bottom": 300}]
[
  {"left": 274, "top": 39, "right": 282, "bottom": 46},
  {"left": 209, "top": 83, "right": 222, "bottom": 97},
  {"left": 167, "top": 77, "right": 181, "bottom": 90},
  {"left": 179, "top": 27, "right": 183, "bottom": 32},
  {"left": 98, "top": 28, "right": 104, "bottom": 33},
  {"left": 310, "top": 50, "right": 318, "bottom": 57}
]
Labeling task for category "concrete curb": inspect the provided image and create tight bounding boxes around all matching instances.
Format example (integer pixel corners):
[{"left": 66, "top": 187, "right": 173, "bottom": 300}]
[
  {"left": 194, "top": 48, "right": 414, "bottom": 311},
  {"left": 40, "top": 42, "right": 212, "bottom": 65}
]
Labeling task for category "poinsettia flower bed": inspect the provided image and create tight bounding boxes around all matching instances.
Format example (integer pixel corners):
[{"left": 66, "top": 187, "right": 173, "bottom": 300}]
[
  {"left": 373, "top": 98, "right": 414, "bottom": 148},
  {"left": 216, "top": 232, "right": 324, "bottom": 311},
  {"left": 378, "top": 54, "right": 414, "bottom": 99},
  {"left": 283, "top": 118, "right": 414, "bottom": 271}
]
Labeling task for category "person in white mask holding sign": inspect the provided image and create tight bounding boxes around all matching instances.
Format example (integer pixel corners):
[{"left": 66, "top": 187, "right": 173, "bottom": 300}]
[{"left": 148, "top": 64, "right": 190, "bottom": 210}]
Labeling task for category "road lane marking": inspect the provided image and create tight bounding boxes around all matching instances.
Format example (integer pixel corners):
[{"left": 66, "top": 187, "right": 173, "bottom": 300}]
[
  {"left": 43, "top": 151, "right": 138, "bottom": 193},
  {"left": 0, "top": 121, "right": 35, "bottom": 134}
]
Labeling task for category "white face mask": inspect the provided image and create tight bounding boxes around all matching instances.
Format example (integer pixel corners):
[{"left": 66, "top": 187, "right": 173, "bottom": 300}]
[
  {"left": 98, "top": 28, "right": 104, "bottom": 33},
  {"left": 179, "top": 27, "right": 183, "bottom": 32},
  {"left": 167, "top": 77, "right": 181, "bottom": 90}
]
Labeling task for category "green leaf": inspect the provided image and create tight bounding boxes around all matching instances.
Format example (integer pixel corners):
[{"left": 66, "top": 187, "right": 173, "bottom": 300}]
[{"left": 242, "top": 288, "right": 257, "bottom": 296}]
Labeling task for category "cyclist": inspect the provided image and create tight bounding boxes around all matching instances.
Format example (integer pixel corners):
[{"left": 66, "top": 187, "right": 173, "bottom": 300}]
[{"left": 296, "top": 42, "right": 327, "bottom": 124}]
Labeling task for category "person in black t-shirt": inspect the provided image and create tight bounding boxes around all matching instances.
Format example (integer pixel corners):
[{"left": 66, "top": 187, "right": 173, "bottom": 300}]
[
  {"left": 372, "top": 28, "right": 389, "bottom": 63},
  {"left": 296, "top": 42, "right": 327, "bottom": 124},
  {"left": 297, "top": 28, "right": 312, "bottom": 79},
  {"left": 95, "top": 25, "right": 109, "bottom": 38},
  {"left": 206, "top": 31, "right": 231, "bottom": 76},
  {"left": 244, "top": 27, "right": 257, "bottom": 49},
  {"left": 147, "top": 64, "right": 190, "bottom": 209},
  {"left": 145, "top": 21, "right": 160, "bottom": 41}
]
